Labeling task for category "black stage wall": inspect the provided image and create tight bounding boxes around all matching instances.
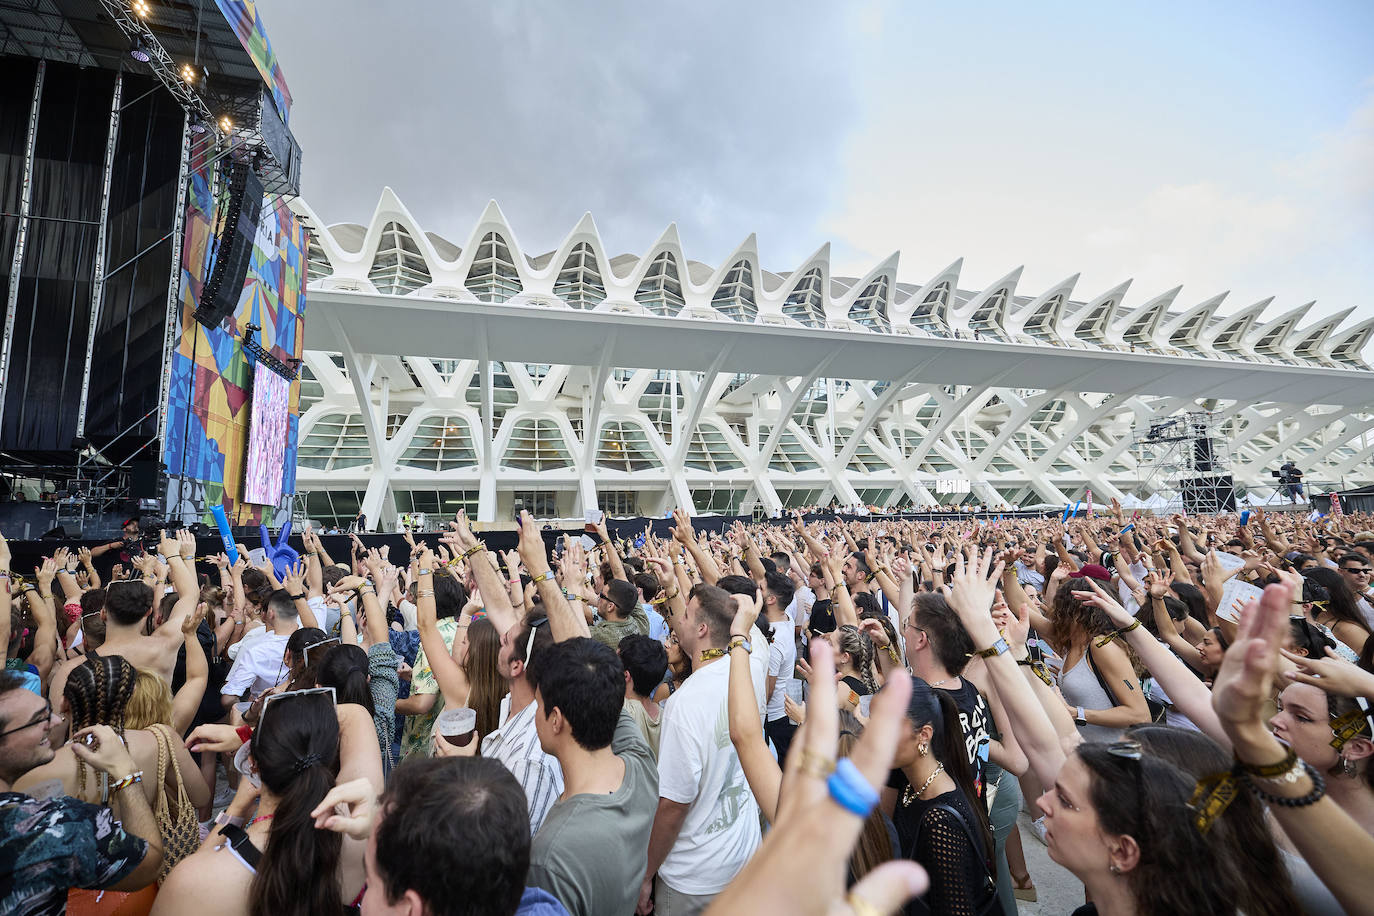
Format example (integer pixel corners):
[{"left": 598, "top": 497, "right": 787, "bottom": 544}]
[{"left": 1, "top": 59, "right": 182, "bottom": 461}]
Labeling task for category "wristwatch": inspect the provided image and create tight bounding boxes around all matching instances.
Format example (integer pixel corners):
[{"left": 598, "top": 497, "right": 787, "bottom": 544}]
[
  {"left": 1075, "top": 706, "right": 1088, "bottom": 726},
  {"left": 976, "top": 637, "right": 1010, "bottom": 659}
]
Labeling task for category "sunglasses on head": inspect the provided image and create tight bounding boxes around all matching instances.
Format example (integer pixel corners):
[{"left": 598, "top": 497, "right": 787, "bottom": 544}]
[
  {"left": 524, "top": 616, "right": 549, "bottom": 665},
  {"left": 260, "top": 686, "right": 336, "bottom": 725}
]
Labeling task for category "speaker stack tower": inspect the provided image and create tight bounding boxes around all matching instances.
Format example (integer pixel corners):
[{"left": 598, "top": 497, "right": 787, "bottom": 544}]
[{"left": 193, "top": 161, "right": 265, "bottom": 328}]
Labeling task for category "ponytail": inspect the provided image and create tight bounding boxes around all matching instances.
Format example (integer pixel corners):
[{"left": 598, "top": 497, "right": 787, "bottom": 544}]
[
  {"left": 315, "top": 644, "right": 375, "bottom": 717},
  {"left": 932, "top": 689, "right": 994, "bottom": 865},
  {"left": 249, "top": 692, "right": 345, "bottom": 916}
]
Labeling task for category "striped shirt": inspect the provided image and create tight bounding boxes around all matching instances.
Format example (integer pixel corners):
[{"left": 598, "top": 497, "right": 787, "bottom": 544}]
[{"left": 482, "top": 697, "right": 564, "bottom": 835}]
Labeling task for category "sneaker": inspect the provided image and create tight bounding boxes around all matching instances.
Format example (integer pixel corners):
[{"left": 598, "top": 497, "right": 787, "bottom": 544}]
[{"left": 1031, "top": 815, "right": 1049, "bottom": 846}]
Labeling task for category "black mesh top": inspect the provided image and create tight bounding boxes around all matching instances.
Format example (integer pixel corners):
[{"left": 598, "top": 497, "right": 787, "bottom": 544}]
[{"left": 893, "top": 787, "right": 1003, "bottom": 916}]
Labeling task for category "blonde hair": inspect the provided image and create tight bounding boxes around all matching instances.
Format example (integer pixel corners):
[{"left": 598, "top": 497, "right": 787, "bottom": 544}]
[{"left": 124, "top": 667, "right": 173, "bottom": 730}]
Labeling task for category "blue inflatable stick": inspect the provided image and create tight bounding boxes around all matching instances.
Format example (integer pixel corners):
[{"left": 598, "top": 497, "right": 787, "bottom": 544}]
[{"left": 210, "top": 505, "right": 239, "bottom": 565}]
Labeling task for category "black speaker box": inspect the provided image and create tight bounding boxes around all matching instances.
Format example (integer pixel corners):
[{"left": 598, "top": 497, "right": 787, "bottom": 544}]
[
  {"left": 194, "top": 162, "right": 265, "bottom": 328},
  {"left": 1181, "top": 475, "right": 1236, "bottom": 514}
]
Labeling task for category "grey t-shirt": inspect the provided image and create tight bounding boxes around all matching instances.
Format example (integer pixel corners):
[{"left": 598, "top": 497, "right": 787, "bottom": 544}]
[{"left": 527, "top": 711, "right": 659, "bottom": 916}]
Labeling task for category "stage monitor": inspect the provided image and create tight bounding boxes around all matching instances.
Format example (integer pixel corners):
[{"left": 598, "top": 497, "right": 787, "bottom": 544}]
[{"left": 244, "top": 361, "right": 290, "bottom": 506}]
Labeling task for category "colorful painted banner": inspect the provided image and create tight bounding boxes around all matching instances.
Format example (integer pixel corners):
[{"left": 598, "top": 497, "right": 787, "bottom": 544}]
[
  {"left": 213, "top": 0, "right": 292, "bottom": 123},
  {"left": 163, "top": 144, "right": 306, "bottom": 525}
]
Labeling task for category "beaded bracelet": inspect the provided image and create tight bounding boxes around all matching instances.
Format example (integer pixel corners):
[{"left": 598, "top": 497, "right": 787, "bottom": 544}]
[{"left": 1242, "top": 759, "right": 1325, "bottom": 808}]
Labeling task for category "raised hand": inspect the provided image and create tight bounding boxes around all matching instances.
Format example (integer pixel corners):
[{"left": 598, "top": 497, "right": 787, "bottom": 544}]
[{"left": 1080, "top": 579, "right": 1134, "bottom": 628}]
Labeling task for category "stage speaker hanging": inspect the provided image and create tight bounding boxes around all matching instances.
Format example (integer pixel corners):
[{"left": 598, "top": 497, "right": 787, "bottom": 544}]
[
  {"left": 1193, "top": 437, "right": 1215, "bottom": 472},
  {"left": 194, "top": 162, "right": 265, "bottom": 328}
]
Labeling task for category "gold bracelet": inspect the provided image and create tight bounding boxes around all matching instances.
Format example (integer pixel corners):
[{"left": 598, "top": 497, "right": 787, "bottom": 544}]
[{"left": 416, "top": 589, "right": 435, "bottom": 598}]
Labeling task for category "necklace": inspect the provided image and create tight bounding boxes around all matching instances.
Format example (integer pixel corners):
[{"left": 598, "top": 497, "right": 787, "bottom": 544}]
[
  {"left": 248, "top": 814, "right": 275, "bottom": 827},
  {"left": 901, "top": 763, "right": 945, "bottom": 806},
  {"left": 929, "top": 676, "right": 952, "bottom": 688}
]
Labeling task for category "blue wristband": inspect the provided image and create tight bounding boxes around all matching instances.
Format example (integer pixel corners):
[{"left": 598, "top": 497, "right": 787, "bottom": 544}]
[{"left": 826, "top": 757, "right": 878, "bottom": 817}]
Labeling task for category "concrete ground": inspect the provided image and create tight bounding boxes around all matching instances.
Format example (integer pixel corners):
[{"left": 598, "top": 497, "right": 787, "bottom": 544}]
[{"left": 1010, "top": 810, "right": 1085, "bottom": 915}]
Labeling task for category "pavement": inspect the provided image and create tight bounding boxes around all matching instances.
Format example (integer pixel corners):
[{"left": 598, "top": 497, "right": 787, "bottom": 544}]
[{"left": 1011, "top": 810, "right": 1085, "bottom": 915}]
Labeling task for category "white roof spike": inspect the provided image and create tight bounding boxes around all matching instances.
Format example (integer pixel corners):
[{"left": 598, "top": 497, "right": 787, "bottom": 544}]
[
  {"left": 569, "top": 211, "right": 599, "bottom": 237},
  {"left": 476, "top": 199, "right": 510, "bottom": 227}
]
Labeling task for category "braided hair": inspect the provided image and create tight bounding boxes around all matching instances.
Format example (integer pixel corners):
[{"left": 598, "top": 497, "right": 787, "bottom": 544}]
[
  {"left": 836, "top": 625, "right": 878, "bottom": 695},
  {"left": 65, "top": 654, "right": 137, "bottom": 797}
]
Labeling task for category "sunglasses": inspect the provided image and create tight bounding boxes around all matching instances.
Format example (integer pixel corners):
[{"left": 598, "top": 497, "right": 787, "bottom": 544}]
[
  {"left": 0, "top": 699, "right": 58, "bottom": 739},
  {"left": 1106, "top": 740, "right": 1150, "bottom": 844},
  {"left": 260, "top": 686, "right": 336, "bottom": 725},
  {"left": 524, "top": 616, "right": 549, "bottom": 665},
  {"left": 1341, "top": 567, "right": 1372, "bottom": 575}
]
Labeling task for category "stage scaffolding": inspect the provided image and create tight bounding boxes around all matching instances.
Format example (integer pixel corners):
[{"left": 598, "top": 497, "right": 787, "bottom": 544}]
[{"left": 1132, "top": 411, "right": 1234, "bottom": 514}]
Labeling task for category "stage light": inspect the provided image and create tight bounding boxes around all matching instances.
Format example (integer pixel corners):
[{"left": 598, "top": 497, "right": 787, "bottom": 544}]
[
  {"left": 131, "top": 0, "right": 151, "bottom": 18},
  {"left": 219, "top": 115, "right": 233, "bottom": 133},
  {"left": 180, "top": 62, "right": 196, "bottom": 82},
  {"left": 130, "top": 39, "right": 151, "bottom": 62}
]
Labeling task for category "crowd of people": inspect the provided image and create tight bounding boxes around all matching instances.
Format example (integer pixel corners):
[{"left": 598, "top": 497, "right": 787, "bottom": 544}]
[{"left": 1, "top": 499, "right": 1373, "bottom": 915}]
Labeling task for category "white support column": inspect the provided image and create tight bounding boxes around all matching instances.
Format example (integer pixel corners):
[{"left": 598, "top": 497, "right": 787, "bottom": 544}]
[
  {"left": 667, "top": 343, "right": 736, "bottom": 472},
  {"left": 835, "top": 361, "right": 932, "bottom": 467},
  {"left": 578, "top": 332, "right": 619, "bottom": 517},
  {"left": 331, "top": 313, "right": 394, "bottom": 530}
]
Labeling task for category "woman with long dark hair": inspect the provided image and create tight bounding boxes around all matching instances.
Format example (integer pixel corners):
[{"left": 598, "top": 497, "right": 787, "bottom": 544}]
[
  {"left": 890, "top": 677, "right": 1001, "bottom": 915},
  {"left": 943, "top": 548, "right": 1248, "bottom": 916},
  {"left": 1304, "top": 566, "right": 1372, "bottom": 657},
  {"left": 156, "top": 690, "right": 383, "bottom": 916}
]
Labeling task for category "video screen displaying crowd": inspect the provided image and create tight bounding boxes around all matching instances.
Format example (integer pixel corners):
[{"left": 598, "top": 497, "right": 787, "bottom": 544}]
[{"left": 1, "top": 501, "right": 1372, "bottom": 916}]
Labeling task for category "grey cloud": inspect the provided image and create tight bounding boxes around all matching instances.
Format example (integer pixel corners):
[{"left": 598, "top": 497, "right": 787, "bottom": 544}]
[{"left": 263, "top": 0, "right": 861, "bottom": 269}]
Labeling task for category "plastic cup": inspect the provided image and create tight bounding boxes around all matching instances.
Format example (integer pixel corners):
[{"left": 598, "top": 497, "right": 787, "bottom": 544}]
[{"left": 436, "top": 707, "right": 477, "bottom": 747}]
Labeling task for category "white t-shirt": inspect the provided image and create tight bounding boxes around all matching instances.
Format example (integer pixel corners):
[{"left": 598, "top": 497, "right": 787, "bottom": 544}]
[
  {"left": 787, "top": 585, "right": 815, "bottom": 629},
  {"left": 656, "top": 654, "right": 766, "bottom": 896},
  {"left": 765, "top": 617, "right": 798, "bottom": 721}
]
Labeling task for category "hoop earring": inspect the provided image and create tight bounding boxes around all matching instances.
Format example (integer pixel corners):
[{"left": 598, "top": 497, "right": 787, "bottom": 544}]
[
  {"left": 918, "top": 744, "right": 928, "bottom": 757},
  {"left": 1339, "top": 754, "right": 1357, "bottom": 778}
]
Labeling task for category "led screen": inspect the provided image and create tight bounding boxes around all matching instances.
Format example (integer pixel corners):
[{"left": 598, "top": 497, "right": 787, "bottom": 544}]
[{"left": 244, "top": 361, "right": 290, "bottom": 505}]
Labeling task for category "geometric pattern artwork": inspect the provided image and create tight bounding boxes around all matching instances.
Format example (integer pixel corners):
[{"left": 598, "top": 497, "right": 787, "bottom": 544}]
[
  {"left": 163, "top": 147, "right": 306, "bottom": 525},
  {"left": 286, "top": 191, "right": 1372, "bottom": 524},
  {"left": 213, "top": 0, "right": 293, "bottom": 123}
]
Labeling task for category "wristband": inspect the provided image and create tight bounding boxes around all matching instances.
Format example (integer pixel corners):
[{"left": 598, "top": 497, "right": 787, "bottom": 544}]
[
  {"left": 214, "top": 811, "right": 245, "bottom": 829},
  {"left": 109, "top": 770, "right": 144, "bottom": 794},
  {"left": 289, "top": 592, "right": 306, "bottom": 601},
  {"left": 417, "top": 568, "right": 432, "bottom": 577},
  {"left": 531, "top": 570, "right": 555, "bottom": 584},
  {"left": 1075, "top": 707, "right": 1087, "bottom": 726},
  {"left": 826, "top": 758, "right": 879, "bottom": 817},
  {"left": 1235, "top": 746, "right": 1297, "bottom": 779},
  {"left": 236, "top": 725, "right": 253, "bottom": 745},
  {"left": 1241, "top": 759, "right": 1325, "bottom": 807},
  {"left": 461, "top": 544, "right": 485, "bottom": 559},
  {"left": 884, "top": 645, "right": 901, "bottom": 665},
  {"left": 727, "top": 636, "right": 752, "bottom": 654}
]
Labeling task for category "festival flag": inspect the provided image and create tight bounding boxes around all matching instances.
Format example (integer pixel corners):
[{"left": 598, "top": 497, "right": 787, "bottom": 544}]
[
  {"left": 1086, "top": 489, "right": 1094, "bottom": 518},
  {"left": 1331, "top": 493, "right": 1343, "bottom": 517}
]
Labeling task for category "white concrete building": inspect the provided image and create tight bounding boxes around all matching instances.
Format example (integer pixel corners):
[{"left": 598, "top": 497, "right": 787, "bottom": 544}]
[{"left": 288, "top": 190, "right": 1374, "bottom": 525}]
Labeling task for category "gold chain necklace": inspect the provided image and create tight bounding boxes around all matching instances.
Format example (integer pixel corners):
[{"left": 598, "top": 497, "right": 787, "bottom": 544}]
[{"left": 901, "top": 763, "right": 945, "bottom": 807}]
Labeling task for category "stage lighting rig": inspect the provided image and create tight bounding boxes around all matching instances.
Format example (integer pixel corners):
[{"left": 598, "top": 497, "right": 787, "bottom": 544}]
[{"left": 241, "top": 323, "right": 298, "bottom": 381}]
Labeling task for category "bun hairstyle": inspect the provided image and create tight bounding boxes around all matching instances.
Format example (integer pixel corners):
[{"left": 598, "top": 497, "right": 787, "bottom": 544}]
[
  {"left": 1077, "top": 742, "right": 1235, "bottom": 916},
  {"left": 905, "top": 677, "right": 993, "bottom": 864},
  {"left": 249, "top": 690, "right": 344, "bottom": 916}
]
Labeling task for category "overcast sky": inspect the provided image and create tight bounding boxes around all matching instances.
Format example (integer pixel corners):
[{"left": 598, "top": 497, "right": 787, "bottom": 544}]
[{"left": 261, "top": 0, "right": 1374, "bottom": 325}]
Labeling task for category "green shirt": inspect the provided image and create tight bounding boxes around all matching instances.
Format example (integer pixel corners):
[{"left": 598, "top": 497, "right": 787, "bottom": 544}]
[
  {"left": 399, "top": 616, "right": 460, "bottom": 760},
  {"left": 527, "top": 711, "right": 659, "bottom": 916},
  {"left": 589, "top": 604, "right": 649, "bottom": 650}
]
